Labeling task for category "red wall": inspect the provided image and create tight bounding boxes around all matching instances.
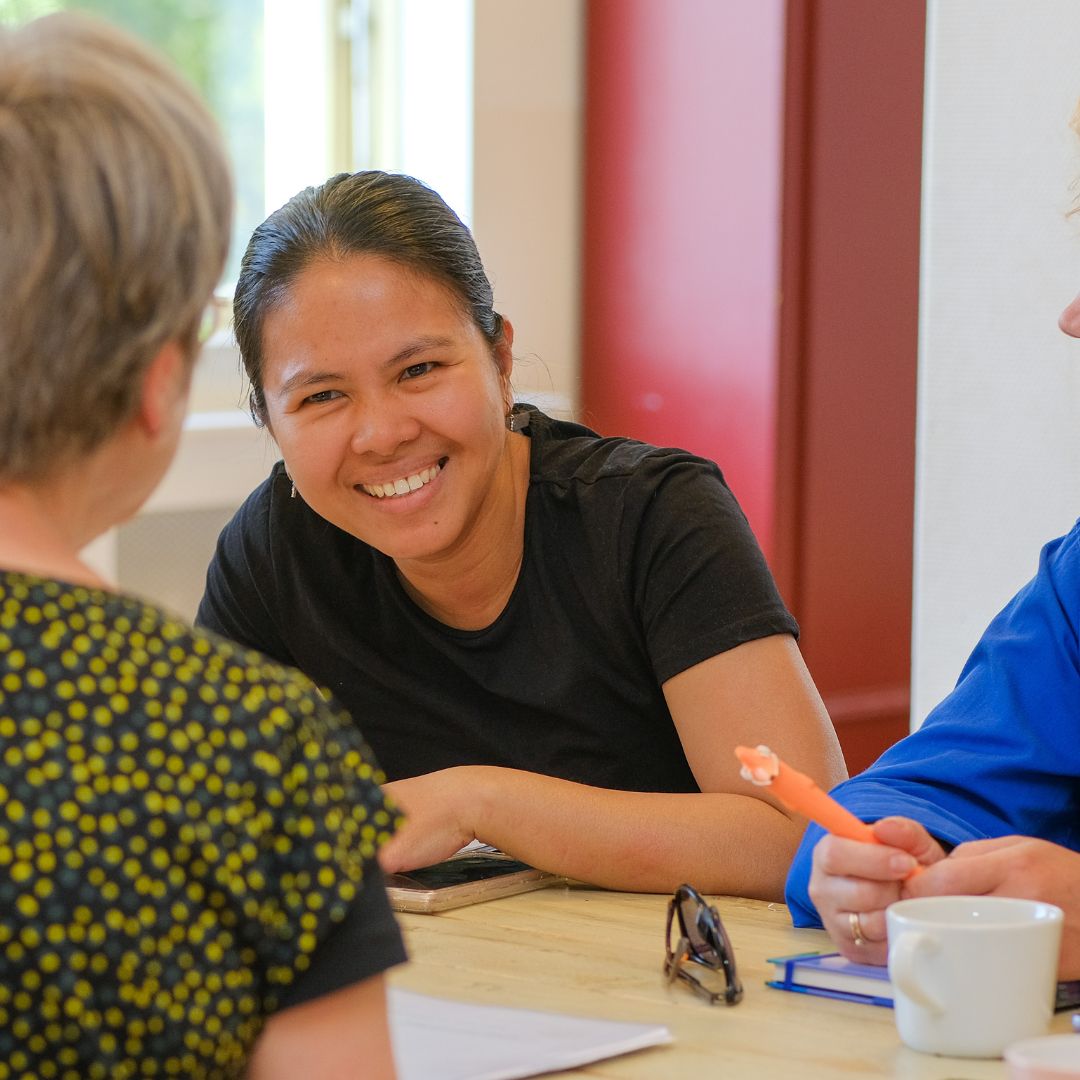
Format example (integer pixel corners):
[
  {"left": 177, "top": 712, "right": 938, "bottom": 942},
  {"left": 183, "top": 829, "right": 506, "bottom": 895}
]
[
  {"left": 582, "top": 0, "right": 925, "bottom": 772},
  {"left": 779, "top": 1, "right": 925, "bottom": 768},
  {"left": 581, "top": 0, "right": 787, "bottom": 561}
]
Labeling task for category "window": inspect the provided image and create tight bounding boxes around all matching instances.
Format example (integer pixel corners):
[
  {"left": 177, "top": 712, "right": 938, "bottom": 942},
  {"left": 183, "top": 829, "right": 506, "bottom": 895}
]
[
  {"left": 1, "top": 0, "right": 474, "bottom": 603},
  {"left": 1, "top": 0, "right": 474, "bottom": 280}
]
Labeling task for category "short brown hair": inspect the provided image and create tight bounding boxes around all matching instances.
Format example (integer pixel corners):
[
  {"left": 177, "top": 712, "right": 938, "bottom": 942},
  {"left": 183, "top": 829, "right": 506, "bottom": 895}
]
[{"left": 0, "top": 12, "right": 233, "bottom": 481}]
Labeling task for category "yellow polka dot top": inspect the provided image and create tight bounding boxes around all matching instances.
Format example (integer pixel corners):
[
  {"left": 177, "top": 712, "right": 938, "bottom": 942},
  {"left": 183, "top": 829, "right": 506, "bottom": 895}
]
[{"left": 0, "top": 571, "right": 400, "bottom": 1079}]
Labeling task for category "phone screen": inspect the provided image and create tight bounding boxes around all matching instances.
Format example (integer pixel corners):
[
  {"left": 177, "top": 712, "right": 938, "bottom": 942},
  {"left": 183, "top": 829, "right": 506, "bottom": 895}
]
[{"left": 388, "top": 854, "right": 533, "bottom": 891}]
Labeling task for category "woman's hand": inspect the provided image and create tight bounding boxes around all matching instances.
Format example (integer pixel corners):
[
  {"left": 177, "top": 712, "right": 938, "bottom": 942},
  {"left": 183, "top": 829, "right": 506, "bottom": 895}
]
[
  {"left": 808, "top": 816, "right": 946, "bottom": 965},
  {"left": 378, "top": 767, "right": 484, "bottom": 874},
  {"left": 384, "top": 635, "right": 850, "bottom": 899},
  {"left": 903, "top": 835, "right": 1080, "bottom": 979}
]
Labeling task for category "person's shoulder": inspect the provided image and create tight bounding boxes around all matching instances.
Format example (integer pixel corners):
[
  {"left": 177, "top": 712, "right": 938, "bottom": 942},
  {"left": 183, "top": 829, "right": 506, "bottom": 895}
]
[
  {"left": 97, "top": 583, "right": 303, "bottom": 673},
  {"left": 1034, "top": 518, "right": 1080, "bottom": 589},
  {"left": 2, "top": 571, "right": 308, "bottom": 689},
  {"left": 79, "top": 582, "right": 345, "bottom": 724},
  {"left": 528, "top": 406, "right": 722, "bottom": 488},
  {"left": 225, "top": 459, "right": 289, "bottom": 530},
  {"left": 1046, "top": 517, "right": 1080, "bottom": 557}
]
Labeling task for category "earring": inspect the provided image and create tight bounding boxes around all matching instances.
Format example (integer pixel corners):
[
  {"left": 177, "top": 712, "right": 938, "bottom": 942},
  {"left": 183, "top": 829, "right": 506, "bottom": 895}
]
[
  {"left": 290, "top": 482, "right": 297, "bottom": 499},
  {"left": 506, "top": 410, "right": 516, "bottom": 433},
  {"left": 284, "top": 466, "right": 297, "bottom": 499}
]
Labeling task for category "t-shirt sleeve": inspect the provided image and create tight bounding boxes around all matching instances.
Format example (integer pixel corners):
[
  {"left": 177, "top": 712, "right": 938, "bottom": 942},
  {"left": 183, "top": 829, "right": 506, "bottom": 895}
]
[
  {"left": 236, "top": 672, "right": 406, "bottom": 1013},
  {"left": 785, "top": 522, "right": 1080, "bottom": 927},
  {"left": 277, "top": 864, "right": 406, "bottom": 1009},
  {"left": 197, "top": 468, "right": 292, "bottom": 664},
  {"left": 626, "top": 454, "right": 798, "bottom": 684}
]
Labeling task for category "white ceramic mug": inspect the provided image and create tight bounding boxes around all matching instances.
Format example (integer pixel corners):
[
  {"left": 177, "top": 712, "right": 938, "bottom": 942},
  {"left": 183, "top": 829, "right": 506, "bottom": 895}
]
[{"left": 886, "top": 895, "right": 1063, "bottom": 1058}]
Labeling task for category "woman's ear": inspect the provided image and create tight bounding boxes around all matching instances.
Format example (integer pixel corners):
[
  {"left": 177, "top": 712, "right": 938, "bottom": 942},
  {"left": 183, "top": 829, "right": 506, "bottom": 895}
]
[
  {"left": 495, "top": 318, "right": 515, "bottom": 409},
  {"left": 499, "top": 317, "right": 515, "bottom": 360},
  {"left": 138, "top": 340, "right": 189, "bottom": 436}
]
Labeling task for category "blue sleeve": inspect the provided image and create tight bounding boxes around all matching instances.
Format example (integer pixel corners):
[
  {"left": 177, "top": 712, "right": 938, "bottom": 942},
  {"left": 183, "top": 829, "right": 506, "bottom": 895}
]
[{"left": 786, "top": 522, "right": 1080, "bottom": 927}]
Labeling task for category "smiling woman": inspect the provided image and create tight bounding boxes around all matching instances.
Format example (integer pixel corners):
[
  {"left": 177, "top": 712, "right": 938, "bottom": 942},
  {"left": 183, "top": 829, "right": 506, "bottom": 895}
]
[{"left": 197, "top": 170, "right": 847, "bottom": 901}]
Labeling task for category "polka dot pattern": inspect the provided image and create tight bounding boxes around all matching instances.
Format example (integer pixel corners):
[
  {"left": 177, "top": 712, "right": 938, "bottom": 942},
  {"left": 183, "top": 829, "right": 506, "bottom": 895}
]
[{"left": 0, "top": 572, "right": 399, "bottom": 1078}]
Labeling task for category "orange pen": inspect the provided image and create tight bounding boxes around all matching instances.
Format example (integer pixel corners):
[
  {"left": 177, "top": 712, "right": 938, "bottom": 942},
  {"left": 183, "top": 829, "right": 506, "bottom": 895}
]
[
  {"left": 735, "top": 744, "right": 923, "bottom": 878},
  {"left": 735, "top": 744, "right": 878, "bottom": 843}
]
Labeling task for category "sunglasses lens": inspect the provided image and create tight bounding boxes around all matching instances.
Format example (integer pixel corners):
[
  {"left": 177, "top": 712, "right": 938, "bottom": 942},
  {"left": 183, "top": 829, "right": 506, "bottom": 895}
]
[
  {"left": 679, "top": 893, "right": 720, "bottom": 965},
  {"left": 666, "top": 886, "right": 742, "bottom": 1006}
]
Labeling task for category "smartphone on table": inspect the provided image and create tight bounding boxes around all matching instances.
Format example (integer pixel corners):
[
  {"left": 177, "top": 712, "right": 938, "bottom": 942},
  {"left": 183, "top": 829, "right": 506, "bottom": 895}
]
[{"left": 385, "top": 846, "right": 566, "bottom": 914}]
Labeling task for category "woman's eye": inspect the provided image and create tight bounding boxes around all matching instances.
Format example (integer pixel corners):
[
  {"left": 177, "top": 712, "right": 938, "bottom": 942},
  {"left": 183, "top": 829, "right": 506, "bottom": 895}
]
[
  {"left": 401, "top": 361, "right": 436, "bottom": 381},
  {"left": 303, "top": 389, "right": 341, "bottom": 405}
]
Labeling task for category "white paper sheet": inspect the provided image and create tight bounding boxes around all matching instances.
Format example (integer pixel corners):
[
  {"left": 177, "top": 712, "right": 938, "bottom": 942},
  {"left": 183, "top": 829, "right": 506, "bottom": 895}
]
[{"left": 389, "top": 988, "right": 673, "bottom": 1080}]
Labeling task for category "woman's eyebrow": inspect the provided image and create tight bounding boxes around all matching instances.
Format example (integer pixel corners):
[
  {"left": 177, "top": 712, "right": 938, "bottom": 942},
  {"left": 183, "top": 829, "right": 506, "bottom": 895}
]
[
  {"left": 381, "top": 335, "right": 456, "bottom": 370},
  {"left": 275, "top": 368, "right": 346, "bottom": 397},
  {"left": 274, "top": 335, "right": 457, "bottom": 397}
]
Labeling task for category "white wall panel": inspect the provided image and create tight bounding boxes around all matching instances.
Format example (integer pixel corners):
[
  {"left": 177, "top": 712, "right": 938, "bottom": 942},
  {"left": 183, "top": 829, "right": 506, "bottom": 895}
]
[{"left": 914, "top": 0, "right": 1080, "bottom": 724}]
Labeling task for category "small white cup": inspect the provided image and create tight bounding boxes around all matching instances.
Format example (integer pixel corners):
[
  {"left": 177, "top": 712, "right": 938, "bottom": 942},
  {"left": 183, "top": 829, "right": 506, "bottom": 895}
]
[{"left": 886, "top": 895, "right": 1063, "bottom": 1058}]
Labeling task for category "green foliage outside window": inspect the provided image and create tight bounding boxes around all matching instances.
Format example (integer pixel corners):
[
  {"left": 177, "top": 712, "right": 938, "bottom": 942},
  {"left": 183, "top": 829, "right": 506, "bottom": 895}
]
[{"left": 0, "top": 0, "right": 265, "bottom": 285}]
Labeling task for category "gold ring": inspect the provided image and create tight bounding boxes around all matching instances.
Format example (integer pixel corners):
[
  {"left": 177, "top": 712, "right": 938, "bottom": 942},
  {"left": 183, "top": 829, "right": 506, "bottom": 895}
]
[{"left": 849, "top": 911, "right": 865, "bottom": 946}]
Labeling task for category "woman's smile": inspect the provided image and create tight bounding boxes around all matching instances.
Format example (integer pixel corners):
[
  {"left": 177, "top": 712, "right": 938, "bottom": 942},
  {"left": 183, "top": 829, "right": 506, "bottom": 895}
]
[
  {"left": 356, "top": 457, "right": 449, "bottom": 511},
  {"left": 357, "top": 458, "right": 446, "bottom": 500}
]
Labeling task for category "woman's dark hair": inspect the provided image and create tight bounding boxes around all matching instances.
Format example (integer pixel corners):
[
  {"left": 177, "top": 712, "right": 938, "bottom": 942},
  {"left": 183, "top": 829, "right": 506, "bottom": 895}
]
[{"left": 233, "top": 170, "right": 504, "bottom": 425}]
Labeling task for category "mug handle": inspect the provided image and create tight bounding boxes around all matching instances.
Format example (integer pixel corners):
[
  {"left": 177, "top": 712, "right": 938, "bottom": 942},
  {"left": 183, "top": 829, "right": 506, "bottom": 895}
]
[{"left": 888, "top": 931, "right": 944, "bottom": 1013}]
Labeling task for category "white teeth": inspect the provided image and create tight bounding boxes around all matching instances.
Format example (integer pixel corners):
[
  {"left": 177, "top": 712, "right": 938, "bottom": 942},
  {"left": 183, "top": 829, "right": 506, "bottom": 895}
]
[{"left": 361, "top": 462, "right": 441, "bottom": 499}]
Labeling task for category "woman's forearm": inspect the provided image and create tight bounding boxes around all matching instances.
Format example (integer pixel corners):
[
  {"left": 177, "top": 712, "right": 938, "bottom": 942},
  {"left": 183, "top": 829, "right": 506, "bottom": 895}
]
[{"left": 468, "top": 767, "right": 804, "bottom": 900}]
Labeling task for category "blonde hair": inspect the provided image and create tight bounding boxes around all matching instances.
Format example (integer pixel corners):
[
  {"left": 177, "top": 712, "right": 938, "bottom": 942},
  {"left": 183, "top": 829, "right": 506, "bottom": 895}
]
[{"left": 0, "top": 12, "right": 232, "bottom": 482}]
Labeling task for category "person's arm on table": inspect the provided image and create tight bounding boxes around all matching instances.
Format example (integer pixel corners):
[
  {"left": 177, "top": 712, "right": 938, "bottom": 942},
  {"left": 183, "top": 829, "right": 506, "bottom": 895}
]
[
  {"left": 247, "top": 974, "right": 395, "bottom": 1080},
  {"left": 380, "top": 633, "right": 846, "bottom": 901}
]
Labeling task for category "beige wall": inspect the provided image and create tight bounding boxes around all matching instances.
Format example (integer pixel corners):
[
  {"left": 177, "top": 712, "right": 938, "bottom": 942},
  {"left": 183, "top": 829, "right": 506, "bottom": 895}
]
[{"left": 472, "top": 0, "right": 584, "bottom": 416}]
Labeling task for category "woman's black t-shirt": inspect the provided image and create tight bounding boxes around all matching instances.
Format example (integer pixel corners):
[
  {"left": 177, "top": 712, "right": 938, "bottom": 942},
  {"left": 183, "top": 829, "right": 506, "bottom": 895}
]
[{"left": 197, "top": 409, "right": 798, "bottom": 793}]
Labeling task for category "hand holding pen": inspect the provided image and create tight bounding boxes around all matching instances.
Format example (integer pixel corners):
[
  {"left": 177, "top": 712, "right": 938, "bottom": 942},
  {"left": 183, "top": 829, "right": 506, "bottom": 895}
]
[
  {"left": 737, "top": 744, "right": 929, "bottom": 963},
  {"left": 735, "top": 744, "right": 922, "bottom": 877}
]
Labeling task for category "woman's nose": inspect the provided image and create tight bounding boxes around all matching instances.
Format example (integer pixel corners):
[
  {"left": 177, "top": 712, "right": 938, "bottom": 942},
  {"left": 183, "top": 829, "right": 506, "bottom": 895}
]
[{"left": 349, "top": 402, "right": 421, "bottom": 456}]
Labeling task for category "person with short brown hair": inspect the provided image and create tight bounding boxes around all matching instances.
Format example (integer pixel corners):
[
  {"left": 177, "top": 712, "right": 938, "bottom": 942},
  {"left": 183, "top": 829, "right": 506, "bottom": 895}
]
[{"left": 0, "top": 13, "right": 403, "bottom": 1077}]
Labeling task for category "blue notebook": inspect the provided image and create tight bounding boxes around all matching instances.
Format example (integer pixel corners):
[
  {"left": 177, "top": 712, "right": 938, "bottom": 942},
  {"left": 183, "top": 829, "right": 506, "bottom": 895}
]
[
  {"left": 769, "top": 952, "right": 1080, "bottom": 1011},
  {"left": 767, "top": 952, "right": 893, "bottom": 1008}
]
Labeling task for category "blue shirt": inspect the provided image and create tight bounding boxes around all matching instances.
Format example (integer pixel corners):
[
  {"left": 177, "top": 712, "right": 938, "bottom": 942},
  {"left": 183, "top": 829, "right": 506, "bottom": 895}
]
[{"left": 786, "top": 521, "right": 1080, "bottom": 926}]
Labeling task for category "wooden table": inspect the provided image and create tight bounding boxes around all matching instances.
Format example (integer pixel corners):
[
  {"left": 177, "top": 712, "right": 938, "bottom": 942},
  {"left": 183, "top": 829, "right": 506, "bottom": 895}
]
[{"left": 390, "top": 884, "right": 1073, "bottom": 1078}]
